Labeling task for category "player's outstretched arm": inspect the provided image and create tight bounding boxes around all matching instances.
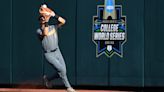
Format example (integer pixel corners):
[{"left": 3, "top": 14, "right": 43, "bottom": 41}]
[{"left": 54, "top": 14, "right": 66, "bottom": 28}]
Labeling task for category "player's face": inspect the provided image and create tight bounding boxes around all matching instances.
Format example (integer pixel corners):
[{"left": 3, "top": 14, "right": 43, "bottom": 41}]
[
  {"left": 39, "top": 14, "right": 51, "bottom": 23},
  {"left": 39, "top": 16, "right": 46, "bottom": 24},
  {"left": 39, "top": 6, "right": 51, "bottom": 24}
]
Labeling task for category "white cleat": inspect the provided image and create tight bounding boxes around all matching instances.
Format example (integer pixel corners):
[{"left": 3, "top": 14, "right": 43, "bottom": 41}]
[{"left": 67, "top": 87, "right": 77, "bottom": 92}]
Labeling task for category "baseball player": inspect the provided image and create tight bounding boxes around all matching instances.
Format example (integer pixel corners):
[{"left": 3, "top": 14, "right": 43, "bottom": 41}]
[{"left": 37, "top": 4, "right": 76, "bottom": 92}]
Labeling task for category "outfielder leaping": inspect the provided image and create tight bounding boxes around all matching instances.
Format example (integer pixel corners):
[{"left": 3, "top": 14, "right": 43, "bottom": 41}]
[{"left": 37, "top": 4, "right": 76, "bottom": 92}]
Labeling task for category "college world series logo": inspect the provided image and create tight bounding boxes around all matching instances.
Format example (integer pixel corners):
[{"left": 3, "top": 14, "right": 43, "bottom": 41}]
[{"left": 92, "top": 0, "right": 127, "bottom": 57}]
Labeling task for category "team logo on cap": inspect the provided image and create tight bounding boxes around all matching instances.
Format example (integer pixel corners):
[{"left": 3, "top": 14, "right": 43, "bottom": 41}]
[{"left": 92, "top": 0, "right": 127, "bottom": 58}]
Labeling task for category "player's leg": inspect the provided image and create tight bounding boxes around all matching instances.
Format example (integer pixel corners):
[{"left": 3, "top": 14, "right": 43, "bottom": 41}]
[
  {"left": 43, "top": 69, "right": 60, "bottom": 88},
  {"left": 45, "top": 62, "right": 60, "bottom": 81},
  {"left": 43, "top": 52, "right": 60, "bottom": 88},
  {"left": 55, "top": 49, "right": 71, "bottom": 88},
  {"left": 44, "top": 51, "right": 71, "bottom": 88},
  {"left": 57, "top": 49, "right": 76, "bottom": 92}
]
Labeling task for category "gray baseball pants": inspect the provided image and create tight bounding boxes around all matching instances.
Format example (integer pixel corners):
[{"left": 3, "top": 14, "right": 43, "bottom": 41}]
[{"left": 44, "top": 48, "right": 71, "bottom": 88}]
